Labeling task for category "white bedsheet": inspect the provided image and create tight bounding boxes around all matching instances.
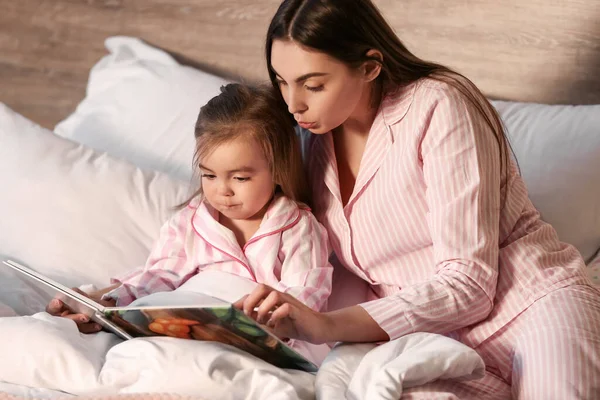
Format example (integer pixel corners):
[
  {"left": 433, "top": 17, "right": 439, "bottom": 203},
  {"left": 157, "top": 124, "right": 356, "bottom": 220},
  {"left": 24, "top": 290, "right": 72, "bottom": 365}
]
[
  {"left": 0, "top": 312, "right": 484, "bottom": 399},
  {"left": 0, "top": 382, "right": 73, "bottom": 399}
]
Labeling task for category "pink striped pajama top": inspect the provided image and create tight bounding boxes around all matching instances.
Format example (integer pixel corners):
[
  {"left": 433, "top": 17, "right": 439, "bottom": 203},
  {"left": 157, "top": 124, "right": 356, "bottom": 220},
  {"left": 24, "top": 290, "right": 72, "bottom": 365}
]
[
  {"left": 306, "top": 78, "right": 590, "bottom": 347},
  {"left": 107, "top": 194, "right": 333, "bottom": 312}
]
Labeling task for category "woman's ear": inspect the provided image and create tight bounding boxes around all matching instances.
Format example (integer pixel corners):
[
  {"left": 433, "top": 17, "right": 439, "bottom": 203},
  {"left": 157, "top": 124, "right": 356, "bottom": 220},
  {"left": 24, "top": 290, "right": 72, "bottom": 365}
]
[{"left": 362, "top": 49, "right": 383, "bottom": 82}]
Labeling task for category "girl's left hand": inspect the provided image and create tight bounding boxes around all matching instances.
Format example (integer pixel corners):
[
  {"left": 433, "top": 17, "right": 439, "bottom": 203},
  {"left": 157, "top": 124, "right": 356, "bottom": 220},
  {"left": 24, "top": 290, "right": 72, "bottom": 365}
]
[{"left": 233, "top": 284, "right": 331, "bottom": 344}]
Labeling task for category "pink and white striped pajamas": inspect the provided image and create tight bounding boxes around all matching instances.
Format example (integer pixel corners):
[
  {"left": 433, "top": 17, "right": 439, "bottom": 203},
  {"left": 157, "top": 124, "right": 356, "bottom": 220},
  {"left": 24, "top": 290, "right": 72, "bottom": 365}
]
[
  {"left": 307, "top": 78, "right": 600, "bottom": 398},
  {"left": 107, "top": 194, "right": 333, "bottom": 313}
]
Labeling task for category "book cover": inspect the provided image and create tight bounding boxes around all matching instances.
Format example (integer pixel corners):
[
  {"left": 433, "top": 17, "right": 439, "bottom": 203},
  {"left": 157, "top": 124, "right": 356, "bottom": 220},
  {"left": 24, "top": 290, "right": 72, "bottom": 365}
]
[
  {"left": 1, "top": 259, "right": 318, "bottom": 373},
  {"left": 104, "top": 303, "right": 316, "bottom": 372}
]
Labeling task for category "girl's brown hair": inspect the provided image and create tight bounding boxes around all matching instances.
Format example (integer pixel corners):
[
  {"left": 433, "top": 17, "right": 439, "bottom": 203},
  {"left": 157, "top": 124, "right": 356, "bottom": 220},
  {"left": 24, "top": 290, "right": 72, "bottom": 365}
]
[
  {"left": 266, "top": 0, "right": 513, "bottom": 200},
  {"left": 182, "top": 83, "right": 310, "bottom": 207}
]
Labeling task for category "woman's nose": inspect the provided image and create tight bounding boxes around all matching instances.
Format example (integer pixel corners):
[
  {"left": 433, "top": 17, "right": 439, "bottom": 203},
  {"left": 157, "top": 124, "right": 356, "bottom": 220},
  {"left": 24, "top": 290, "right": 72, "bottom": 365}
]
[{"left": 287, "top": 88, "right": 307, "bottom": 115}]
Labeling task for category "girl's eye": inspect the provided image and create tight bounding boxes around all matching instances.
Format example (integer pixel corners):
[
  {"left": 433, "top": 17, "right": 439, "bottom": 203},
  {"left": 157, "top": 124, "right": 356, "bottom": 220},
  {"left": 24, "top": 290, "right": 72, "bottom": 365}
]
[
  {"left": 201, "top": 174, "right": 216, "bottom": 179},
  {"left": 305, "top": 84, "right": 324, "bottom": 92},
  {"left": 234, "top": 177, "right": 249, "bottom": 182}
]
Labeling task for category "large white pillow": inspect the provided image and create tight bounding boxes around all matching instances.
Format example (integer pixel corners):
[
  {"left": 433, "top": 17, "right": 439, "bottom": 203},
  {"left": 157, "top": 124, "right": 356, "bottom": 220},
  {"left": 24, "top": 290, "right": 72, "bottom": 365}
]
[
  {"left": 0, "top": 103, "right": 190, "bottom": 289},
  {"left": 55, "top": 36, "right": 231, "bottom": 182},
  {"left": 493, "top": 101, "right": 600, "bottom": 263}
]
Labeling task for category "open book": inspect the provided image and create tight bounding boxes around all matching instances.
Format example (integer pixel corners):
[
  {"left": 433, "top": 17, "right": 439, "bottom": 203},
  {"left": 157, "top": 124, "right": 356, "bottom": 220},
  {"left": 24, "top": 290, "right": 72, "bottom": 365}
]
[{"left": 1, "top": 259, "right": 317, "bottom": 373}]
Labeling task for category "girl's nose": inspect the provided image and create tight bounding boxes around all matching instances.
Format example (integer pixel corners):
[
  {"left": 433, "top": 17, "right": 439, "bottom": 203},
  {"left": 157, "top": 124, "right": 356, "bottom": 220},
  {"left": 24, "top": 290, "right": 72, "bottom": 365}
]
[{"left": 218, "top": 182, "right": 234, "bottom": 196}]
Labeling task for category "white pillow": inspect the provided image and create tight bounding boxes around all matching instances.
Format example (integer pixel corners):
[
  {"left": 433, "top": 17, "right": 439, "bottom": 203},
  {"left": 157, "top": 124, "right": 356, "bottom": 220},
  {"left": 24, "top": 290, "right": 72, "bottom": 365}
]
[
  {"left": 0, "top": 103, "right": 190, "bottom": 289},
  {"left": 587, "top": 252, "right": 600, "bottom": 286},
  {"left": 55, "top": 36, "right": 231, "bottom": 182},
  {"left": 493, "top": 101, "right": 600, "bottom": 263}
]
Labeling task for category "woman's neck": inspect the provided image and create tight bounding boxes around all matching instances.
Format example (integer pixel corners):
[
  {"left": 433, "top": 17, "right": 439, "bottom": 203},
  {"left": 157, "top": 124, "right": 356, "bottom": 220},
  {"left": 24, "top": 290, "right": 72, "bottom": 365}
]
[
  {"left": 333, "top": 81, "right": 381, "bottom": 139},
  {"left": 332, "top": 82, "right": 382, "bottom": 205}
]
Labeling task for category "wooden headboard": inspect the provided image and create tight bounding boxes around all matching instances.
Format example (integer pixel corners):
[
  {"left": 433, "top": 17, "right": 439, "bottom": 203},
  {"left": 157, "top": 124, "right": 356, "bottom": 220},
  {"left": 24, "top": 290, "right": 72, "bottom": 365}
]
[{"left": 1, "top": 0, "right": 599, "bottom": 129}]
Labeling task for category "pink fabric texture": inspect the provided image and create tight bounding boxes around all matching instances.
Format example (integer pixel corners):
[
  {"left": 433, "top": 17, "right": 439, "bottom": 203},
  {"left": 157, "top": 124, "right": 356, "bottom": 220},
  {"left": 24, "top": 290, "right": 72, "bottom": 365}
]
[
  {"left": 307, "top": 78, "right": 599, "bottom": 396},
  {"left": 107, "top": 194, "right": 332, "bottom": 312}
]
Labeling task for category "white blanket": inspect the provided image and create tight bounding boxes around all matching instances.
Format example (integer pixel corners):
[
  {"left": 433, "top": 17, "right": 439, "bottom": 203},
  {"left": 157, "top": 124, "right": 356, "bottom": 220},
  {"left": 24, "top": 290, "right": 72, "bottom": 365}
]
[
  {"left": 317, "top": 335, "right": 485, "bottom": 400},
  {"left": 0, "top": 312, "right": 484, "bottom": 399}
]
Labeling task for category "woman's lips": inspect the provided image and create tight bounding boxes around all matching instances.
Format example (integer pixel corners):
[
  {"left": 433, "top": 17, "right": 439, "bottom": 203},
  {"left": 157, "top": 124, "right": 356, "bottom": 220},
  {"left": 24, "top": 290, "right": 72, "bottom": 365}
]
[{"left": 297, "top": 121, "right": 316, "bottom": 129}]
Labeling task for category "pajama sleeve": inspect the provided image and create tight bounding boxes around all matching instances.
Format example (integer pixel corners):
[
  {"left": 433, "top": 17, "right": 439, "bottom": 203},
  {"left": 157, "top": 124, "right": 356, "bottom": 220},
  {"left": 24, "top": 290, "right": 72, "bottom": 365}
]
[{"left": 360, "top": 82, "right": 502, "bottom": 340}]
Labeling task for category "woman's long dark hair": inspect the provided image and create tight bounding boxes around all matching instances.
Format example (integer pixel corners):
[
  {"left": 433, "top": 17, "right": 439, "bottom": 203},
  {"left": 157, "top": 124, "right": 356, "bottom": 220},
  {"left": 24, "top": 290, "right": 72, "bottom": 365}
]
[{"left": 266, "top": 0, "right": 512, "bottom": 201}]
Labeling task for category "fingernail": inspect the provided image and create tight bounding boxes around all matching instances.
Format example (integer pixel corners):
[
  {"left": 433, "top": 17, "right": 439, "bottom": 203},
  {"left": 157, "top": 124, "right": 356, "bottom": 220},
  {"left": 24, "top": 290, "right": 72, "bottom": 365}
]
[{"left": 51, "top": 299, "right": 59, "bottom": 307}]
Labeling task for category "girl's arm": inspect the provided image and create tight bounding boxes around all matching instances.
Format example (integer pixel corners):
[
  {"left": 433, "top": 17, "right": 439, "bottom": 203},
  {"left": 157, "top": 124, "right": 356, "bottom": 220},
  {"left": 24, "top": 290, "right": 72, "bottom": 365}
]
[
  {"left": 104, "top": 204, "right": 197, "bottom": 306},
  {"left": 46, "top": 284, "right": 120, "bottom": 334}
]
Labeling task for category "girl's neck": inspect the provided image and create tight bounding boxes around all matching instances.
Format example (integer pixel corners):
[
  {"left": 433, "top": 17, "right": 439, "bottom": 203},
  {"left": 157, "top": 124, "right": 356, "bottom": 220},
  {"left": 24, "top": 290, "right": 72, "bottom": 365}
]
[{"left": 218, "top": 200, "right": 271, "bottom": 248}]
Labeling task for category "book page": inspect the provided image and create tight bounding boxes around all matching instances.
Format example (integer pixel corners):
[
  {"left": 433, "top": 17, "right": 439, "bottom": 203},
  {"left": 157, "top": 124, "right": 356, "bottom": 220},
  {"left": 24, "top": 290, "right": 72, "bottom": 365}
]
[
  {"left": 104, "top": 304, "right": 318, "bottom": 372},
  {"left": 118, "top": 290, "right": 230, "bottom": 310}
]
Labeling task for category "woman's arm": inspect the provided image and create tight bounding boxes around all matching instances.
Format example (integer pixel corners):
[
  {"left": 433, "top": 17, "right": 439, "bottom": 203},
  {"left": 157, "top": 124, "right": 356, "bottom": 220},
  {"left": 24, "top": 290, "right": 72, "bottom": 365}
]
[
  {"left": 236, "top": 285, "right": 387, "bottom": 344},
  {"left": 357, "top": 81, "right": 502, "bottom": 340},
  {"left": 274, "top": 210, "right": 333, "bottom": 311}
]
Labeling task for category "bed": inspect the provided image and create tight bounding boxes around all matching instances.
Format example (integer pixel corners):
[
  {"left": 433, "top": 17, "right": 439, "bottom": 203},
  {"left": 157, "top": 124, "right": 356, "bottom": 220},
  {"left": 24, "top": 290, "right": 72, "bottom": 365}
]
[{"left": 0, "top": 0, "right": 599, "bottom": 399}]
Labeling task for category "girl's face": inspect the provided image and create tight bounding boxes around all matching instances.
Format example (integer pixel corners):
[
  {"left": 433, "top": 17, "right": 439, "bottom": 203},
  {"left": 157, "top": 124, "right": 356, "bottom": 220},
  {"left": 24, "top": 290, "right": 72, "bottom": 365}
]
[
  {"left": 199, "top": 136, "right": 274, "bottom": 222},
  {"left": 270, "top": 39, "right": 374, "bottom": 134}
]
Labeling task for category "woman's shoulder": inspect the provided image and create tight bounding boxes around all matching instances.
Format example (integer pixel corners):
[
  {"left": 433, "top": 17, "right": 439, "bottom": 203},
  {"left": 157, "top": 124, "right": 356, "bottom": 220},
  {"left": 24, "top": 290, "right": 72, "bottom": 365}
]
[
  {"left": 415, "top": 75, "right": 479, "bottom": 106},
  {"left": 383, "top": 76, "right": 482, "bottom": 125},
  {"left": 385, "top": 75, "right": 474, "bottom": 108}
]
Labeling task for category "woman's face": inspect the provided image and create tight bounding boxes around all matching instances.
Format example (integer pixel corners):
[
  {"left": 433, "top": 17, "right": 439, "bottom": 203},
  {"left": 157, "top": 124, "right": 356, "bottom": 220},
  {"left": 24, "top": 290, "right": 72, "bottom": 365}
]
[{"left": 270, "top": 40, "right": 372, "bottom": 134}]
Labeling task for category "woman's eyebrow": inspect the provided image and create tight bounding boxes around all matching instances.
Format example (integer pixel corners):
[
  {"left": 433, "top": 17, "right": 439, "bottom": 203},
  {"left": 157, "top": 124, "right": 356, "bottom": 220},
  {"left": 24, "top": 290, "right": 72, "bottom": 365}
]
[{"left": 274, "top": 70, "right": 329, "bottom": 83}]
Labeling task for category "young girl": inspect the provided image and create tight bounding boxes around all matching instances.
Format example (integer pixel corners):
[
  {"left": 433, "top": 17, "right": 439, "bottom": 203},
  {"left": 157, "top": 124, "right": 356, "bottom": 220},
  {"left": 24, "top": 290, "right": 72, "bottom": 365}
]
[
  {"left": 48, "top": 83, "right": 333, "bottom": 364},
  {"left": 238, "top": 0, "right": 600, "bottom": 397}
]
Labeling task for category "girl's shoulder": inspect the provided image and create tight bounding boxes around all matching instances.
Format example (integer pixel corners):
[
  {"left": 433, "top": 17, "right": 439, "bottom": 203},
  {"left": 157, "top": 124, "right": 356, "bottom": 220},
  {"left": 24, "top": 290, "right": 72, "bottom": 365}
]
[
  {"left": 167, "top": 195, "right": 206, "bottom": 226},
  {"left": 183, "top": 194, "right": 203, "bottom": 210}
]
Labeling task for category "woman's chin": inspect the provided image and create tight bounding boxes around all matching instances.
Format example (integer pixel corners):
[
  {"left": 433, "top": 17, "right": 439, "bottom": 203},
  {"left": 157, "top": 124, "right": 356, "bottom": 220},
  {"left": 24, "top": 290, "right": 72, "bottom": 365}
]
[{"left": 307, "top": 125, "right": 329, "bottom": 135}]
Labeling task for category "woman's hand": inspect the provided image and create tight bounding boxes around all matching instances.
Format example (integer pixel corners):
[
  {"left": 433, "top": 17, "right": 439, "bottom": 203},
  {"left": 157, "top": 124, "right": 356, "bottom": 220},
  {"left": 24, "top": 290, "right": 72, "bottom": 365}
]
[
  {"left": 45, "top": 287, "right": 117, "bottom": 334},
  {"left": 234, "top": 284, "right": 332, "bottom": 344},
  {"left": 235, "top": 284, "right": 390, "bottom": 344}
]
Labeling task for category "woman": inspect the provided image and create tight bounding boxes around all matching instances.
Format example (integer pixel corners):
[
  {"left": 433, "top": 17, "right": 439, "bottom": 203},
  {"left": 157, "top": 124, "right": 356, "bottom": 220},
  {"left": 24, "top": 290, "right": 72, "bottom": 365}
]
[{"left": 237, "top": 0, "right": 600, "bottom": 398}]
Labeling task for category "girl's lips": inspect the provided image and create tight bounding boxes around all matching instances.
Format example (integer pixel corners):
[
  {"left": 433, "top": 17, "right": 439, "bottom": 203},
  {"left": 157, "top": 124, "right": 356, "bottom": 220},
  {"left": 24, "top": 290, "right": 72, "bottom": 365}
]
[{"left": 298, "top": 121, "right": 316, "bottom": 129}]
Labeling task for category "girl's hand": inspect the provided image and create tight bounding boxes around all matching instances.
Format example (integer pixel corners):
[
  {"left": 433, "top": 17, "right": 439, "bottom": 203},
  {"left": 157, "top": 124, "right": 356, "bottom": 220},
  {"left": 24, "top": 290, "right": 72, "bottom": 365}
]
[
  {"left": 233, "top": 284, "right": 332, "bottom": 344},
  {"left": 45, "top": 288, "right": 116, "bottom": 334}
]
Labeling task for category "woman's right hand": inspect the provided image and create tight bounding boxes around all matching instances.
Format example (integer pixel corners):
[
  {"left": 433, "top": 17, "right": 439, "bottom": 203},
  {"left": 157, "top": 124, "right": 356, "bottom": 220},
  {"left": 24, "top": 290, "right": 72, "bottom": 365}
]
[
  {"left": 234, "top": 284, "right": 333, "bottom": 344},
  {"left": 45, "top": 288, "right": 116, "bottom": 334}
]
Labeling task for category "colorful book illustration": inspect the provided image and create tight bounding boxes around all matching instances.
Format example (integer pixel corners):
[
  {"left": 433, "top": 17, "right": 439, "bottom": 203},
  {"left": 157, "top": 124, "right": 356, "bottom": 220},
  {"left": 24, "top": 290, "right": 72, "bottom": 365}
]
[{"left": 1, "top": 259, "right": 318, "bottom": 373}]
